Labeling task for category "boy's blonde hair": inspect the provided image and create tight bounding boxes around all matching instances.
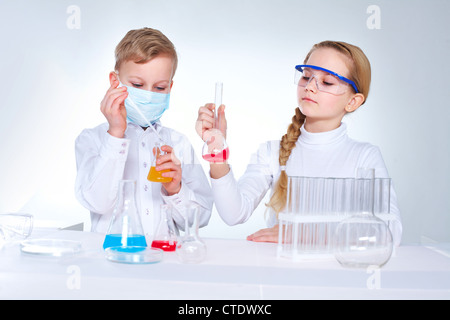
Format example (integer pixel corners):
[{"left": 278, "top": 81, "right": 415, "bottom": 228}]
[
  {"left": 266, "top": 41, "right": 371, "bottom": 214},
  {"left": 114, "top": 27, "right": 178, "bottom": 76}
]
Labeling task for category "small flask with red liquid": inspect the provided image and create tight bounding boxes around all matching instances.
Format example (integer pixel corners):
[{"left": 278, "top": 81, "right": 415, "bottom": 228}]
[
  {"left": 202, "top": 82, "right": 229, "bottom": 163},
  {"left": 151, "top": 204, "right": 178, "bottom": 251}
]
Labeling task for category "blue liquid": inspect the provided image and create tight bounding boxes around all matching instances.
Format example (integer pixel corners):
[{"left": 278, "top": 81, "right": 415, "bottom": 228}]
[{"left": 103, "top": 234, "right": 147, "bottom": 251}]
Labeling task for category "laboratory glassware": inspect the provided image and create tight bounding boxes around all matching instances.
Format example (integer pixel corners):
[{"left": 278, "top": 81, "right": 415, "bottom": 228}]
[
  {"left": 103, "top": 180, "right": 148, "bottom": 251},
  {"left": 105, "top": 245, "right": 163, "bottom": 264},
  {"left": 151, "top": 204, "right": 178, "bottom": 251},
  {"left": 176, "top": 201, "right": 206, "bottom": 263},
  {"left": 277, "top": 176, "right": 355, "bottom": 260},
  {"left": 20, "top": 239, "right": 82, "bottom": 257},
  {"left": 334, "top": 168, "right": 393, "bottom": 268},
  {"left": 147, "top": 141, "right": 173, "bottom": 183},
  {"left": 277, "top": 174, "right": 392, "bottom": 261},
  {"left": 202, "top": 82, "right": 229, "bottom": 163},
  {"left": 0, "top": 213, "right": 33, "bottom": 242}
]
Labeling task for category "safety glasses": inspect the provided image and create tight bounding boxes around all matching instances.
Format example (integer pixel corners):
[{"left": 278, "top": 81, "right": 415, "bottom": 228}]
[{"left": 295, "top": 65, "right": 359, "bottom": 95}]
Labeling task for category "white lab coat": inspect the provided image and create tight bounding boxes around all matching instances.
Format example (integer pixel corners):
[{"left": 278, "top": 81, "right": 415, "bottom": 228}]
[
  {"left": 211, "top": 123, "right": 402, "bottom": 246},
  {"left": 75, "top": 121, "right": 213, "bottom": 236}
]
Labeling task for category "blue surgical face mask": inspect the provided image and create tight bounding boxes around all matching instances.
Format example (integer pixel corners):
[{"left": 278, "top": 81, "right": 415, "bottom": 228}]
[{"left": 118, "top": 81, "right": 170, "bottom": 127}]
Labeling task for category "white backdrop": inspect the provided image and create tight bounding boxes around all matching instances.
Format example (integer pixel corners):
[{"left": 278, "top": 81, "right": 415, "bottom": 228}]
[{"left": 0, "top": 0, "right": 449, "bottom": 244}]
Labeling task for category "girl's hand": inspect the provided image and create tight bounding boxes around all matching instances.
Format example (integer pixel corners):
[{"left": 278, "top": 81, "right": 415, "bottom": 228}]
[
  {"left": 156, "top": 145, "right": 182, "bottom": 195},
  {"left": 101, "top": 77, "right": 128, "bottom": 138},
  {"left": 246, "top": 225, "right": 280, "bottom": 243},
  {"left": 196, "top": 103, "right": 227, "bottom": 141}
]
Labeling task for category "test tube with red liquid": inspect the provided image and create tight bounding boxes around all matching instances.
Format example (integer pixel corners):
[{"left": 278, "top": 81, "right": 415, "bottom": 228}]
[{"left": 202, "top": 82, "right": 229, "bottom": 163}]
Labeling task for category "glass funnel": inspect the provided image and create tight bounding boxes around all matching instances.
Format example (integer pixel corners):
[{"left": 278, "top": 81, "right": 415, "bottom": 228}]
[
  {"left": 334, "top": 168, "right": 393, "bottom": 268},
  {"left": 151, "top": 204, "right": 178, "bottom": 251},
  {"left": 175, "top": 201, "right": 207, "bottom": 263},
  {"left": 148, "top": 141, "right": 173, "bottom": 183},
  {"left": 103, "top": 180, "right": 148, "bottom": 251},
  {"left": 202, "top": 82, "right": 229, "bottom": 163}
]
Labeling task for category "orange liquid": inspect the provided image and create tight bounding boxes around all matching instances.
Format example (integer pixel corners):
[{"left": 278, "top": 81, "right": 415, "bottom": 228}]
[{"left": 147, "top": 166, "right": 172, "bottom": 183}]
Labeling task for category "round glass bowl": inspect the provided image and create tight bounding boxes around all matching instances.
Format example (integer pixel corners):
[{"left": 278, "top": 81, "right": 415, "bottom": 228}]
[
  {"left": 20, "top": 239, "right": 82, "bottom": 257},
  {"left": 104, "top": 246, "right": 163, "bottom": 264}
]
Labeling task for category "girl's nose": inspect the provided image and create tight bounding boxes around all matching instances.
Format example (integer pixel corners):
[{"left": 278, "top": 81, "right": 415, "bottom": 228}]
[{"left": 304, "top": 76, "right": 318, "bottom": 93}]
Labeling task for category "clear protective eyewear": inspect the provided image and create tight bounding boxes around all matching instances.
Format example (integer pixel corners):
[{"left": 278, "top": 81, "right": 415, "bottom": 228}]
[{"left": 294, "top": 65, "right": 359, "bottom": 95}]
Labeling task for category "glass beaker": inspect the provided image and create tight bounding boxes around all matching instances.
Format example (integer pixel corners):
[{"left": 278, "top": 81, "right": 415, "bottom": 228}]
[
  {"left": 151, "top": 204, "right": 178, "bottom": 251},
  {"left": 0, "top": 213, "right": 33, "bottom": 243},
  {"left": 202, "top": 82, "right": 229, "bottom": 163},
  {"left": 176, "top": 201, "right": 206, "bottom": 263},
  {"left": 148, "top": 141, "right": 173, "bottom": 183},
  {"left": 103, "top": 180, "right": 148, "bottom": 251},
  {"left": 334, "top": 168, "right": 393, "bottom": 268}
]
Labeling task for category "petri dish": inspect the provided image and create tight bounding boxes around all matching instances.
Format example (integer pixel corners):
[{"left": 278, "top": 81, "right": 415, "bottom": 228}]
[
  {"left": 20, "top": 239, "right": 82, "bottom": 257},
  {"left": 105, "top": 246, "right": 163, "bottom": 264}
]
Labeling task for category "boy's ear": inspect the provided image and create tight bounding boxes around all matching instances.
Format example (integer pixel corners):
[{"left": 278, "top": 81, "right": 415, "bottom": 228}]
[
  {"left": 170, "top": 80, "right": 174, "bottom": 89},
  {"left": 345, "top": 93, "right": 365, "bottom": 113},
  {"left": 109, "top": 71, "right": 119, "bottom": 85}
]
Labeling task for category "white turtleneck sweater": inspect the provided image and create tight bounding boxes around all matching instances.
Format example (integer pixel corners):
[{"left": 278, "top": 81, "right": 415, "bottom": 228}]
[{"left": 210, "top": 123, "right": 402, "bottom": 246}]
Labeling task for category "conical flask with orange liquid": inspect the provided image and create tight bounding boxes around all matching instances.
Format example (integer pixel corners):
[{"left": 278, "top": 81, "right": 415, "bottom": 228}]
[{"left": 148, "top": 141, "right": 173, "bottom": 183}]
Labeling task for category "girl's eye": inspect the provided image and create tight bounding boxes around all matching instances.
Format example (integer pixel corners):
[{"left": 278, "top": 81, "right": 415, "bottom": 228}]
[{"left": 322, "top": 75, "right": 339, "bottom": 86}]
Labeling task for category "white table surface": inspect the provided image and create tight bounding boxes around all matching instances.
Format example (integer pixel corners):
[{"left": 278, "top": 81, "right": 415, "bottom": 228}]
[{"left": 1, "top": 229, "right": 449, "bottom": 300}]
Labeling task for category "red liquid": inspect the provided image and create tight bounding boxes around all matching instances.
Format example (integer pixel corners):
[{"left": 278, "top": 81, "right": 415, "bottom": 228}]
[
  {"left": 151, "top": 240, "right": 177, "bottom": 251},
  {"left": 202, "top": 147, "right": 229, "bottom": 163}
]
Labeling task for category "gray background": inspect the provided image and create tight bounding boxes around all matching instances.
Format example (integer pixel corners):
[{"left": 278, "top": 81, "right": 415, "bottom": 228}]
[{"left": 0, "top": 0, "right": 449, "bottom": 244}]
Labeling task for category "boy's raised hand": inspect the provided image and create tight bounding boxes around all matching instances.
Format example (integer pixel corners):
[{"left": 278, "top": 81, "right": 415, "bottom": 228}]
[{"left": 101, "top": 75, "right": 128, "bottom": 138}]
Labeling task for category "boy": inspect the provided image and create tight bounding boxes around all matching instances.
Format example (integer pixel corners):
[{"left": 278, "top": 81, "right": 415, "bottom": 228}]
[{"left": 75, "top": 28, "right": 212, "bottom": 235}]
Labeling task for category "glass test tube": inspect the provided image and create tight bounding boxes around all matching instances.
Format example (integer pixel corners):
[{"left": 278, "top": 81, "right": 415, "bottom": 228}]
[{"left": 214, "top": 82, "right": 223, "bottom": 127}]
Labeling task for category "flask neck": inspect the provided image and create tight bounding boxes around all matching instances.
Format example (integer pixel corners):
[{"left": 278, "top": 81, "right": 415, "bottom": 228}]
[{"left": 117, "top": 180, "right": 137, "bottom": 211}]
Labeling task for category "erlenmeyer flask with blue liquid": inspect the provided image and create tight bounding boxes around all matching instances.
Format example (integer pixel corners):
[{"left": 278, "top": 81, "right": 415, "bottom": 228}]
[{"left": 103, "top": 180, "right": 147, "bottom": 251}]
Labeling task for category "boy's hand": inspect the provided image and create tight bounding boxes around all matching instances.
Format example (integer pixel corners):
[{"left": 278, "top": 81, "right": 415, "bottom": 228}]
[
  {"left": 156, "top": 145, "right": 182, "bottom": 196},
  {"left": 101, "top": 79, "right": 128, "bottom": 138},
  {"left": 195, "top": 103, "right": 227, "bottom": 141}
]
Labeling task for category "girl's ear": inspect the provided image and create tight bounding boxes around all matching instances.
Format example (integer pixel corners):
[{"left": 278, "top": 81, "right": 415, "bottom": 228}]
[{"left": 345, "top": 93, "right": 365, "bottom": 113}]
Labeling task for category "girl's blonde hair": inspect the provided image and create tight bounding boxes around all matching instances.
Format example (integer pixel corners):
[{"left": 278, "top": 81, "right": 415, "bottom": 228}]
[
  {"left": 114, "top": 27, "right": 178, "bottom": 76},
  {"left": 266, "top": 41, "right": 371, "bottom": 214}
]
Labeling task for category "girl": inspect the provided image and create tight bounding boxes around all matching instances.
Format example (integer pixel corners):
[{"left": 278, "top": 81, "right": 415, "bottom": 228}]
[{"left": 196, "top": 41, "right": 402, "bottom": 246}]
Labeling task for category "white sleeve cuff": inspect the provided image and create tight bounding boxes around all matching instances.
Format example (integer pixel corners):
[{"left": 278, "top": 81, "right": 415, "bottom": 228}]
[{"left": 100, "top": 131, "right": 130, "bottom": 161}]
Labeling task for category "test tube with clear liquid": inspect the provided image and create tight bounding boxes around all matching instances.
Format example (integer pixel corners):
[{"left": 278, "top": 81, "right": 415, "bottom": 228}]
[{"left": 202, "top": 82, "right": 229, "bottom": 162}]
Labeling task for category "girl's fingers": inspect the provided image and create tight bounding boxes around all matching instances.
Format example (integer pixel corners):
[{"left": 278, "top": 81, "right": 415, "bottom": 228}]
[{"left": 246, "top": 226, "right": 279, "bottom": 243}]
